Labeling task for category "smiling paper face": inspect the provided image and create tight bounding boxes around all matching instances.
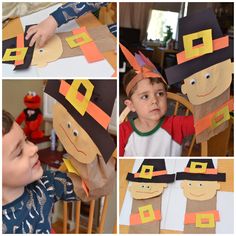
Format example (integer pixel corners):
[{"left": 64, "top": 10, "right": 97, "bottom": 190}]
[
  {"left": 181, "top": 59, "right": 233, "bottom": 105},
  {"left": 31, "top": 34, "right": 63, "bottom": 67},
  {"left": 53, "top": 102, "right": 101, "bottom": 164},
  {"left": 129, "top": 182, "right": 167, "bottom": 200},
  {"left": 181, "top": 180, "right": 220, "bottom": 201}
]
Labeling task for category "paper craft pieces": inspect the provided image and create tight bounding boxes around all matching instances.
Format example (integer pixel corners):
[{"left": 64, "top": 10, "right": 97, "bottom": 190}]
[
  {"left": 126, "top": 159, "right": 175, "bottom": 233},
  {"left": 44, "top": 79, "right": 116, "bottom": 164},
  {"left": 176, "top": 159, "right": 226, "bottom": 233},
  {"left": 120, "top": 43, "right": 166, "bottom": 96},
  {"left": 165, "top": 9, "right": 233, "bottom": 143},
  {"left": 2, "top": 26, "right": 35, "bottom": 70}
]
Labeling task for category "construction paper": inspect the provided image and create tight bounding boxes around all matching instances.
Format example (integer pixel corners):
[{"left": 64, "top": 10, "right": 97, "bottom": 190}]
[
  {"left": 15, "top": 33, "right": 25, "bottom": 65},
  {"left": 193, "top": 88, "right": 230, "bottom": 143},
  {"left": 181, "top": 59, "right": 233, "bottom": 105},
  {"left": 165, "top": 8, "right": 233, "bottom": 85},
  {"left": 180, "top": 180, "right": 220, "bottom": 201},
  {"left": 67, "top": 153, "right": 116, "bottom": 201},
  {"left": 44, "top": 80, "right": 116, "bottom": 163},
  {"left": 194, "top": 98, "right": 233, "bottom": 135},
  {"left": 65, "top": 32, "right": 92, "bottom": 48},
  {"left": 63, "top": 158, "right": 79, "bottom": 175},
  {"left": 184, "top": 197, "right": 217, "bottom": 233},
  {"left": 129, "top": 182, "right": 167, "bottom": 200},
  {"left": 177, "top": 36, "right": 229, "bottom": 64},
  {"left": 31, "top": 34, "right": 63, "bottom": 67},
  {"left": 2, "top": 47, "right": 28, "bottom": 62},
  {"left": 53, "top": 102, "right": 101, "bottom": 164},
  {"left": 59, "top": 80, "right": 111, "bottom": 129},
  {"left": 183, "top": 29, "right": 213, "bottom": 59},
  {"left": 129, "top": 197, "right": 161, "bottom": 233}
]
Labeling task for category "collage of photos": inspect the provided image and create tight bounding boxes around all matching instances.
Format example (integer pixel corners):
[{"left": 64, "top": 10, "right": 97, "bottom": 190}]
[{"left": 1, "top": 1, "right": 234, "bottom": 234}]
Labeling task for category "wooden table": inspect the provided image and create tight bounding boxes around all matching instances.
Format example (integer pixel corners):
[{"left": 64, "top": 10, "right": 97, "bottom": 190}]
[{"left": 119, "top": 159, "right": 234, "bottom": 234}]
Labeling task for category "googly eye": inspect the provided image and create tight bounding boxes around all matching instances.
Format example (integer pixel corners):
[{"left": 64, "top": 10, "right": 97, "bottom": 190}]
[
  {"left": 190, "top": 79, "right": 196, "bottom": 85},
  {"left": 188, "top": 183, "right": 192, "bottom": 186},
  {"left": 27, "top": 91, "right": 32, "bottom": 95},
  {"left": 32, "top": 91, "right": 36, "bottom": 96},
  {"left": 39, "top": 48, "right": 44, "bottom": 53},
  {"left": 141, "top": 185, "right": 145, "bottom": 188},
  {"left": 146, "top": 186, "right": 150, "bottom": 189},
  {"left": 205, "top": 73, "right": 211, "bottom": 79},
  {"left": 73, "top": 129, "right": 79, "bottom": 137},
  {"left": 67, "top": 122, "right": 71, "bottom": 129},
  {"left": 199, "top": 183, "right": 203, "bottom": 187}
]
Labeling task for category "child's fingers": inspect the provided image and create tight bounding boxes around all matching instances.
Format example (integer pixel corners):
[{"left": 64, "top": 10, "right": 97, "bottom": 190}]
[
  {"left": 25, "top": 26, "right": 37, "bottom": 40},
  {"left": 29, "top": 32, "right": 40, "bottom": 47},
  {"left": 38, "top": 36, "right": 47, "bottom": 48}
]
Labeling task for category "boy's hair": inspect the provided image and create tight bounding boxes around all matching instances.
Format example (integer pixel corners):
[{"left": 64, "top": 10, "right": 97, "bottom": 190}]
[
  {"left": 2, "top": 110, "right": 14, "bottom": 136},
  {"left": 123, "top": 69, "right": 167, "bottom": 98}
]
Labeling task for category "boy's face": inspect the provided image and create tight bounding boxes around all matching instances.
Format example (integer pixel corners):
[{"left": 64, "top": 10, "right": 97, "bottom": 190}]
[
  {"left": 181, "top": 180, "right": 220, "bottom": 201},
  {"left": 2, "top": 122, "right": 43, "bottom": 189},
  {"left": 181, "top": 59, "right": 233, "bottom": 105},
  {"left": 125, "top": 80, "right": 167, "bottom": 123},
  {"left": 129, "top": 181, "right": 167, "bottom": 199}
]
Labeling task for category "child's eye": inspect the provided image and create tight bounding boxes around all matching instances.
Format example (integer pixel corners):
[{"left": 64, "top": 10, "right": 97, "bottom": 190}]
[
  {"left": 156, "top": 91, "right": 165, "bottom": 97},
  {"left": 16, "top": 149, "right": 23, "bottom": 157},
  {"left": 141, "top": 95, "right": 148, "bottom": 100}
]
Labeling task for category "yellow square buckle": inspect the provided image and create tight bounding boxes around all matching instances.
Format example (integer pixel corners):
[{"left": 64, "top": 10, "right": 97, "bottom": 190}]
[
  {"left": 196, "top": 213, "right": 215, "bottom": 228},
  {"left": 138, "top": 204, "right": 155, "bottom": 224},
  {"left": 183, "top": 29, "right": 213, "bottom": 59},
  {"left": 139, "top": 165, "right": 154, "bottom": 179},
  {"left": 212, "top": 106, "right": 230, "bottom": 128},
  {"left": 66, "top": 32, "right": 92, "bottom": 48},
  {"left": 2, "top": 47, "right": 28, "bottom": 62},
  {"left": 189, "top": 162, "right": 207, "bottom": 173}
]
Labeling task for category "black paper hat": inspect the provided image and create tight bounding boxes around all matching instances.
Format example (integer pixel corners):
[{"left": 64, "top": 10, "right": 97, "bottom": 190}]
[
  {"left": 126, "top": 159, "right": 175, "bottom": 183},
  {"left": 2, "top": 25, "right": 35, "bottom": 70},
  {"left": 176, "top": 159, "right": 226, "bottom": 181},
  {"left": 165, "top": 8, "right": 233, "bottom": 85},
  {"left": 44, "top": 80, "right": 116, "bottom": 163}
]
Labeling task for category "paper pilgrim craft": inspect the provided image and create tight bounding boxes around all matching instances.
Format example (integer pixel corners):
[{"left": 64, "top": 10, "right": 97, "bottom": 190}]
[
  {"left": 3, "top": 25, "right": 116, "bottom": 69},
  {"left": 176, "top": 159, "right": 226, "bottom": 234},
  {"left": 120, "top": 44, "right": 166, "bottom": 96},
  {"left": 44, "top": 80, "right": 116, "bottom": 201},
  {"left": 165, "top": 9, "right": 234, "bottom": 143},
  {"left": 126, "top": 159, "right": 175, "bottom": 234}
]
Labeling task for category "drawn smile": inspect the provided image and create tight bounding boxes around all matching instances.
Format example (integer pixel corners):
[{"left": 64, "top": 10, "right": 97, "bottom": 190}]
[
  {"left": 60, "top": 124, "right": 87, "bottom": 156},
  {"left": 136, "top": 190, "right": 161, "bottom": 194},
  {"left": 196, "top": 86, "right": 216, "bottom": 97}
]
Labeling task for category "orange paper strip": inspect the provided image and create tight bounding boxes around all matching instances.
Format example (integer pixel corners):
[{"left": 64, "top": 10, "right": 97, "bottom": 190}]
[
  {"left": 72, "top": 27, "right": 104, "bottom": 62},
  {"left": 194, "top": 98, "right": 233, "bottom": 135},
  {"left": 82, "top": 180, "right": 89, "bottom": 197},
  {"left": 184, "top": 210, "right": 220, "bottom": 224},
  {"left": 130, "top": 209, "right": 161, "bottom": 225},
  {"left": 134, "top": 170, "right": 167, "bottom": 178},
  {"left": 184, "top": 168, "right": 218, "bottom": 174},
  {"left": 15, "top": 33, "right": 24, "bottom": 65},
  {"left": 59, "top": 80, "right": 110, "bottom": 129},
  {"left": 177, "top": 36, "right": 229, "bottom": 64}
]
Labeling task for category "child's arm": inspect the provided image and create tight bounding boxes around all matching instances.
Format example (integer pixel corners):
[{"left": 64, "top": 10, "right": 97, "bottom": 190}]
[{"left": 26, "top": 2, "right": 108, "bottom": 47}]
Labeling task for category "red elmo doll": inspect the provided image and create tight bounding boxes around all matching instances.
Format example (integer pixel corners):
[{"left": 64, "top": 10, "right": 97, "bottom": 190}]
[{"left": 16, "top": 91, "right": 44, "bottom": 139}]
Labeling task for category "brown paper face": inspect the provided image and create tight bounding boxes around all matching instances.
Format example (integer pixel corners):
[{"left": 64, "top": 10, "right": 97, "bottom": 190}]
[
  {"left": 53, "top": 103, "right": 101, "bottom": 164},
  {"left": 129, "top": 182, "right": 167, "bottom": 199},
  {"left": 31, "top": 35, "right": 63, "bottom": 67},
  {"left": 181, "top": 59, "right": 233, "bottom": 105},
  {"left": 181, "top": 180, "right": 220, "bottom": 201}
]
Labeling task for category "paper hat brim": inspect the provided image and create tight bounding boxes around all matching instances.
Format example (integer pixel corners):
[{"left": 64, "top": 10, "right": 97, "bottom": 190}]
[{"left": 176, "top": 172, "right": 226, "bottom": 181}]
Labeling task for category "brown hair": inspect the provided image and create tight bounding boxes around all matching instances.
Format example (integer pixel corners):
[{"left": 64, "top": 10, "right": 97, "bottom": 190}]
[
  {"left": 2, "top": 110, "right": 14, "bottom": 136},
  {"left": 123, "top": 69, "right": 167, "bottom": 98}
]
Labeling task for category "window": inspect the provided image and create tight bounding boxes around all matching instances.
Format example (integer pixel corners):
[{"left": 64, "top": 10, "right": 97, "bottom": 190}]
[{"left": 147, "top": 9, "right": 179, "bottom": 41}]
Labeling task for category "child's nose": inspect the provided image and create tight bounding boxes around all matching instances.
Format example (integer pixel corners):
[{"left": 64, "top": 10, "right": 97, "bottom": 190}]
[
  {"left": 28, "top": 141, "right": 38, "bottom": 155},
  {"left": 152, "top": 95, "right": 159, "bottom": 104}
]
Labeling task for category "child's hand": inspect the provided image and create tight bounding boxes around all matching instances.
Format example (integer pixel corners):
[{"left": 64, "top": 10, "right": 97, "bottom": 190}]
[{"left": 25, "top": 15, "right": 58, "bottom": 47}]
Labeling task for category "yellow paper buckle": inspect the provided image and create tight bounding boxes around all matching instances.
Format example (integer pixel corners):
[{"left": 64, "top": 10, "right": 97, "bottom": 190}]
[
  {"left": 139, "top": 165, "right": 154, "bottom": 179},
  {"left": 139, "top": 204, "right": 155, "bottom": 224},
  {"left": 196, "top": 213, "right": 215, "bottom": 228},
  {"left": 189, "top": 162, "right": 207, "bottom": 173},
  {"left": 212, "top": 106, "right": 230, "bottom": 128},
  {"left": 2, "top": 47, "right": 28, "bottom": 62},
  {"left": 65, "top": 80, "right": 94, "bottom": 116},
  {"left": 183, "top": 29, "right": 213, "bottom": 59},
  {"left": 66, "top": 32, "right": 92, "bottom": 48}
]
